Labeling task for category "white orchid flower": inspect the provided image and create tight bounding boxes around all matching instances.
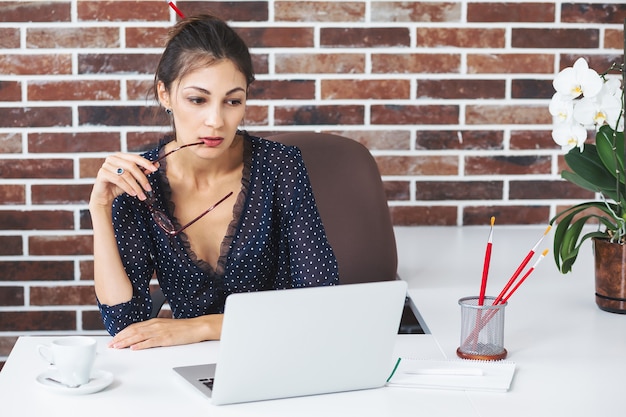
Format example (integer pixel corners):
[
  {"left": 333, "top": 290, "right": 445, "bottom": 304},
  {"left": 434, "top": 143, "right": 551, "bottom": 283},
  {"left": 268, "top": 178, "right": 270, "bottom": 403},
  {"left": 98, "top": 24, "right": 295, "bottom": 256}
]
[
  {"left": 549, "top": 93, "right": 574, "bottom": 123},
  {"left": 553, "top": 57, "right": 603, "bottom": 100},
  {"left": 552, "top": 123, "right": 588, "bottom": 151},
  {"left": 573, "top": 80, "right": 623, "bottom": 129}
]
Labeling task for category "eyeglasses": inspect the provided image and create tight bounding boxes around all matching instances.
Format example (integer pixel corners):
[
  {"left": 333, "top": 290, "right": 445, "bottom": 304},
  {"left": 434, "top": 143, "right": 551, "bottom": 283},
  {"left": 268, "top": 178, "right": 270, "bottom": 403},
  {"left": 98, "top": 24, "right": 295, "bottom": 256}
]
[{"left": 144, "top": 142, "right": 234, "bottom": 236}]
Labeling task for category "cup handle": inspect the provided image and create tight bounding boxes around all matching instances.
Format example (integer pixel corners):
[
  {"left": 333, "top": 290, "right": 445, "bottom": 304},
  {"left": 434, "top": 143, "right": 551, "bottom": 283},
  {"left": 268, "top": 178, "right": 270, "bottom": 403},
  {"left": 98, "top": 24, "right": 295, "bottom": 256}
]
[{"left": 37, "top": 344, "right": 54, "bottom": 365}]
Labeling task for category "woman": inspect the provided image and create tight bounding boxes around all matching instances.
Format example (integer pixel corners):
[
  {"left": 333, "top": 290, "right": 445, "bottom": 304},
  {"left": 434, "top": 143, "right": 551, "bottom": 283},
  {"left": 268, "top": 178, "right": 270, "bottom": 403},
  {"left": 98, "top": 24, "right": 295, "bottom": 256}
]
[{"left": 89, "top": 14, "right": 338, "bottom": 350}]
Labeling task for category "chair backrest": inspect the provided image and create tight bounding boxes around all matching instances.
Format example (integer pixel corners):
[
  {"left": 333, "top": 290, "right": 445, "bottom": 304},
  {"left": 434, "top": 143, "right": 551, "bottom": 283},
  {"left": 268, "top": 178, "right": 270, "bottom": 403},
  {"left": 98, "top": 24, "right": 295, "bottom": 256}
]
[{"left": 268, "top": 132, "right": 397, "bottom": 284}]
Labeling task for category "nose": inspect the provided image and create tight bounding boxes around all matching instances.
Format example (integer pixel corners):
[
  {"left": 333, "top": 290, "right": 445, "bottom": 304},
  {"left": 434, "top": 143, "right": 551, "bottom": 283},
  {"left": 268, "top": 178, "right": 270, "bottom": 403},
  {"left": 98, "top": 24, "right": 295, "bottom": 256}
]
[{"left": 204, "top": 103, "right": 224, "bottom": 128}]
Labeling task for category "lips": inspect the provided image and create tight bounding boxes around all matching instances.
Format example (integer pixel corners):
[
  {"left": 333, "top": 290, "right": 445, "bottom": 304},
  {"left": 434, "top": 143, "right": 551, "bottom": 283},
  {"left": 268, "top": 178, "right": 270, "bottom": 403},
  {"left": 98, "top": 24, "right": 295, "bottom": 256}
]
[{"left": 201, "top": 137, "right": 224, "bottom": 147}]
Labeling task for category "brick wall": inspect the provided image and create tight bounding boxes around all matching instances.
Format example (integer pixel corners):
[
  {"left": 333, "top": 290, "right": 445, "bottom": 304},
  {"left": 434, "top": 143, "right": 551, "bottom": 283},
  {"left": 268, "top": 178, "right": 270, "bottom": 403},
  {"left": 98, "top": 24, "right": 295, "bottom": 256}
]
[{"left": 0, "top": 0, "right": 623, "bottom": 365}]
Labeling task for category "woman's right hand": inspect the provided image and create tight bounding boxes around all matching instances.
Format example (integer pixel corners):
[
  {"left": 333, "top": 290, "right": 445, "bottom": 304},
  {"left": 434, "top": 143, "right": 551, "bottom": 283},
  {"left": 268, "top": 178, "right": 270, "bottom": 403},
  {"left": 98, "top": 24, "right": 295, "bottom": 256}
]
[{"left": 90, "top": 153, "right": 159, "bottom": 209}]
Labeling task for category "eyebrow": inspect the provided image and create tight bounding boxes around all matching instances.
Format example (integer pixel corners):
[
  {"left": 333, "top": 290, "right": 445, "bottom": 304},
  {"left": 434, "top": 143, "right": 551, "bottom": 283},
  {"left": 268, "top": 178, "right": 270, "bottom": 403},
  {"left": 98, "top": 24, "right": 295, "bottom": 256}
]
[{"left": 183, "top": 86, "right": 246, "bottom": 95}]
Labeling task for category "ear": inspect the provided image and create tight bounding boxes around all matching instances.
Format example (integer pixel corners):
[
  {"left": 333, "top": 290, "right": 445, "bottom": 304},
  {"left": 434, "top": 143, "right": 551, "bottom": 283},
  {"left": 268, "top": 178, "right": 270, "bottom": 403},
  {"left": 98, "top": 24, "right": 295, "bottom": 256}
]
[{"left": 157, "top": 81, "right": 171, "bottom": 109}]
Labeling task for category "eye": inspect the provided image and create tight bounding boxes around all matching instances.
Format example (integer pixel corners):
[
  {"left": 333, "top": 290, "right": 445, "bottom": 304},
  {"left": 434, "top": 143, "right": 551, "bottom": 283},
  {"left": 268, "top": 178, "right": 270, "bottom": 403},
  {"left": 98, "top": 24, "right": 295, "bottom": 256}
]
[
  {"left": 226, "top": 98, "right": 244, "bottom": 106},
  {"left": 188, "top": 96, "right": 206, "bottom": 105}
]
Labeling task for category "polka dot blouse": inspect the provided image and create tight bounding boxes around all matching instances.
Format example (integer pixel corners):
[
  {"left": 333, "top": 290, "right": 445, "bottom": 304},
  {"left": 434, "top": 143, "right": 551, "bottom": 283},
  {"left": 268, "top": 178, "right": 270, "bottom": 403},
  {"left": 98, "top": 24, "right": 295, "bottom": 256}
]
[{"left": 98, "top": 132, "right": 339, "bottom": 335}]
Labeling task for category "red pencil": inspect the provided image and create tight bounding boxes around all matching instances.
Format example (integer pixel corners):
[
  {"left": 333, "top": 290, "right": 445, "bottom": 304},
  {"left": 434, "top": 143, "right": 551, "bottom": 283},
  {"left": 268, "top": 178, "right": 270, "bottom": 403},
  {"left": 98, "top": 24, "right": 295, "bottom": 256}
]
[
  {"left": 478, "top": 216, "right": 495, "bottom": 306},
  {"left": 167, "top": 1, "right": 185, "bottom": 18},
  {"left": 492, "top": 225, "right": 551, "bottom": 306}
]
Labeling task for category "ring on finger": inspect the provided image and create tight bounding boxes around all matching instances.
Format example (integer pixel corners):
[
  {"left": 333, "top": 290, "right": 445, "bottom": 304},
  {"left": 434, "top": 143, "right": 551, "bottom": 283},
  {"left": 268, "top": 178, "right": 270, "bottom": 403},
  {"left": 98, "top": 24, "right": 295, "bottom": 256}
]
[{"left": 116, "top": 168, "right": 125, "bottom": 175}]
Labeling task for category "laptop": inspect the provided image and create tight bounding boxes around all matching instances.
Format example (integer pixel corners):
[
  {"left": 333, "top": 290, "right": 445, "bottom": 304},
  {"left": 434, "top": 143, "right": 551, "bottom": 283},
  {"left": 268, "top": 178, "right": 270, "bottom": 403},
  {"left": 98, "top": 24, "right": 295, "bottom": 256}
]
[{"left": 173, "top": 280, "right": 408, "bottom": 405}]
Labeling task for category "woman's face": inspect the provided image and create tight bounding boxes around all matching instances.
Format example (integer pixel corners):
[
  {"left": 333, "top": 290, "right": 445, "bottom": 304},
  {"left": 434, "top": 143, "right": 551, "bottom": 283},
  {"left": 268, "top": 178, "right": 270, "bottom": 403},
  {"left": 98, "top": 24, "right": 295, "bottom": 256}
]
[{"left": 158, "top": 59, "right": 247, "bottom": 158}]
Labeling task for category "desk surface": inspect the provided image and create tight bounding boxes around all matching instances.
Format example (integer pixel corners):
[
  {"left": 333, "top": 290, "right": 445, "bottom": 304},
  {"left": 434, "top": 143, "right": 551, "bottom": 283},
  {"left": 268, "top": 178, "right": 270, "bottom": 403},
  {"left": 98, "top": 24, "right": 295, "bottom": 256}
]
[{"left": 1, "top": 226, "right": 625, "bottom": 416}]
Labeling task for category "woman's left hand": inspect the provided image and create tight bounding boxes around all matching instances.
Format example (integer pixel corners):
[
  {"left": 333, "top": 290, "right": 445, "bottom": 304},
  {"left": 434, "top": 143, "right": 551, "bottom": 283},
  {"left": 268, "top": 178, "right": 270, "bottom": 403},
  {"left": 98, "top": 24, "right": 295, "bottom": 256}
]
[{"left": 108, "top": 314, "right": 224, "bottom": 350}]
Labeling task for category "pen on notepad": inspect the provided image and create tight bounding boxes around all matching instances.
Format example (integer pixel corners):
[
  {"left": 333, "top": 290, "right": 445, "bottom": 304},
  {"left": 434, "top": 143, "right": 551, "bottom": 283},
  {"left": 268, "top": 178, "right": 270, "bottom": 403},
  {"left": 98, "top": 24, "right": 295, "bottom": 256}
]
[{"left": 405, "top": 368, "right": 484, "bottom": 376}]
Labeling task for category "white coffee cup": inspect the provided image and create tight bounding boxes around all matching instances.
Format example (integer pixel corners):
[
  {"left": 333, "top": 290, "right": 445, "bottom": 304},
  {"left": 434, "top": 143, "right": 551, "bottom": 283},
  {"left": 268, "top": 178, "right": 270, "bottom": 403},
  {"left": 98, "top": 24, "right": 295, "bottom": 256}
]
[{"left": 38, "top": 336, "right": 97, "bottom": 388}]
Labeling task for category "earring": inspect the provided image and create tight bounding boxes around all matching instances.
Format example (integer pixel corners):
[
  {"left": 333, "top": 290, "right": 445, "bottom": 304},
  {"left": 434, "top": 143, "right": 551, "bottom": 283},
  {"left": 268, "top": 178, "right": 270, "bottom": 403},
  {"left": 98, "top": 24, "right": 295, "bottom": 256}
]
[{"left": 165, "top": 108, "right": 173, "bottom": 115}]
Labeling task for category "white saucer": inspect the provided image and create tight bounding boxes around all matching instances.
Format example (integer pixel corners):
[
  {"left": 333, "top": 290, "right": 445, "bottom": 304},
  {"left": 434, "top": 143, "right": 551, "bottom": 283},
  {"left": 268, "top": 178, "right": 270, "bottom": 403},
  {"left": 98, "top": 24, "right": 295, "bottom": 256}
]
[{"left": 36, "top": 369, "right": 114, "bottom": 395}]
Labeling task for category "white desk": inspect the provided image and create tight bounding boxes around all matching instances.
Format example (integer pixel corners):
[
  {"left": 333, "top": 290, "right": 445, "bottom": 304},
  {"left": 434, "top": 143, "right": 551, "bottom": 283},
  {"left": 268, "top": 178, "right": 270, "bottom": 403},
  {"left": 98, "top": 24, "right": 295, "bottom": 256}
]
[{"left": 1, "top": 226, "right": 625, "bottom": 416}]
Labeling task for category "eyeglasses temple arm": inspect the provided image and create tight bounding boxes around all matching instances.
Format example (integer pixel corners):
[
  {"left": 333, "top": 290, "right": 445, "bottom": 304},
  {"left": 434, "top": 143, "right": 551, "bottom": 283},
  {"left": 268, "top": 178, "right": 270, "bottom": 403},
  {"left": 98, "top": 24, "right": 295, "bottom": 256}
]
[{"left": 173, "top": 191, "right": 234, "bottom": 236}]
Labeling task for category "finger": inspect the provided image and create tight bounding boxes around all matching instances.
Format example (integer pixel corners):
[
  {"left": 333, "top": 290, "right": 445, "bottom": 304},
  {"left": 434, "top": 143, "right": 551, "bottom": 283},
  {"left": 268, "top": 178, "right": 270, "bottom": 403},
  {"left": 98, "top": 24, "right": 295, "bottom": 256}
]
[{"left": 102, "top": 155, "right": 157, "bottom": 198}]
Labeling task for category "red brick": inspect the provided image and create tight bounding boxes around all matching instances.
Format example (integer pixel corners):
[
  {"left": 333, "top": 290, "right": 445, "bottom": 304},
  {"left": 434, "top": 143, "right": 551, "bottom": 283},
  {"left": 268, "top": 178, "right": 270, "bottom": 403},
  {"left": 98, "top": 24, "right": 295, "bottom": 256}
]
[
  {"left": 417, "top": 181, "right": 503, "bottom": 200},
  {"left": 275, "top": 1, "right": 365, "bottom": 22},
  {"left": 179, "top": 1, "right": 268, "bottom": 21},
  {"left": 560, "top": 54, "right": 621, "bottom": 73},
  {"left": 28, "top": 80, "right": 120, "bottom": 101},
  {"left": 80, "top": 260, "right": 94, "bottom": 281},
  {"left": 0, "top": 211, "right": 74, "bottom": 231},
  {"left": 511, "top": 79, "right": 554, "bottom": 99},
  {"left": 274, "top": 105, "right": 364, "bottom": 125},
  {"left": 417, "top": 28, "right": 505, "bottom": 48},
  {"left": 0, "top": 260, "right": 74, "bottom": 281},
  {"left": 463, "top": 205, "right": 550, "bottom": 225},
  {"left": 80, "top": 209, "right": 93, "bottom": 230},
  {"left": 371, "top": 105, "right": 459, "bottom": 125},
  {"left": 321, "top": 27, "right": 410, "bottom": 47},
  {"left": 510, "top": 130, "right": 559, "bottom": 150},
  {"left": 27, "top": 27, "right": 119, "bottom": 48},
  {"left": 372, "top": 53, "right": 460, "bottom": 74},
  {"left": 390, "top": 206, "right": 457, "bottom": 226},
  {"left": 384, "top": 181, "right": 410, "bottom": 201},
  {"left": 0, "top": 107, "right": 72, "bottom": 128},
  {"left": 0, "top": 2, "right": 71, "bottom": 22},
  {"left": 78, "top": 1, "right": 168, "bottom": 21},
  {"left": 29, "top": 235, "right": 94, "bottom": 256},
  {"left": 243, "top": 105, "right": 269, "bottom": 126},
  {"left": 32, "top": 184, "right": 93, "bottom": 205},
  {"left": 0, "top": 28, "right": 19, "bottom": 48},
  {"left": 78, "top": 105, "right": 168, "bottom": 127},
  {"left": 513, "top": 28, "right": 599, "bottom": 49},
  {"left": 415, "top": 130, "right": 504, "bottom": 151},
  {"left": 79, "top": 53, "right": 160, "bottom": 74},
  {"left": 82, "top": 310, "right": 106, "bottom": 331},
  {"left": 252, "top": 54, "right": 269, "bottom": 75},
  {"left": 468, "top": 54, "right": 554, "bottom": 74},
  {"left": 0, "top": 311, "right": 76, "bottom": 331},
  {"left": 510, "top": 180, "right": 596, "bottom": 200},
  {"left": 250, "top": 80, "right": 316, "bottom": 100},
  {"left": 561, "top": 3, "right": 626, "bottom": 24},
  {"left": 417, "top": 79, "right": 505, "bottom": 99},
  {"left": 0, "top": 287, "right": 24, "bottom": 306},
  {"left": 126, "top": 80, "right": 155, "bottom": 101},
  {"left": 29, "top": 132, "right": 122, "bottom": 153},
  {"left": 466, "top": 105, "right": 550, "bottom": 125},
  {"left": 321, "top": 79, "right": 410, "bottom": 100},
  {"left": 376, "top": 155, "right": 458, "bottom": 176},
  {"left": 0, "top": 133, "right": 22, "bottom": 153},
  {"left": 126, "top": 132, "right": 167, "bottom": 152},
  {"left": 604, "top": 29, "right": 624, "bottom": 50},
  {"left": 276, "top": 53, "right": 365, "bottom": 74},
  {"left": 79, "top": 157, "right": 106, "bottom": 179},
  {"left": 238, "top": 27, "right": 314, "bottom": 48},
  {"left": 328, "top": 130, "right": 411, "bottom": 151},
  {"left": 371, "top": 2, "right": 461, "bottom": 22},
  {"left": 465, "top": 156, "right": 551, "bottom": 175},
  {"left": 0, "top": 81, "right": 21, "bottom": 101},
  {"left": 0, "top": 236, "right": 22, "bottom": 256},
  {"left": 125, "top": 26, "right": 169, "bottom": 48},
  {"left": 0, "top": 184, "right": 25, "bottom": 204},
  {"left": 0, "top": 54, "right": 72, "bottom": 75},
  {"left": 0, "top": 158, "right": 73, "bottom": 179},
  {"left": 30, "top": 285, "right": 96, "bottom": 306},
  {"left": 468, "top": 2, "right": 555, "bottom": 22}
]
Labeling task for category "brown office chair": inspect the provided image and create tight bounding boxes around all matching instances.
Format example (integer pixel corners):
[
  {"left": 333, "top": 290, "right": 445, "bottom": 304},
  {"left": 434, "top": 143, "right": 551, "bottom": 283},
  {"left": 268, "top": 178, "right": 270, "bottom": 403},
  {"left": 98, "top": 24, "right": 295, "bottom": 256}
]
[{"left": 268, "top": 132, "right": 397, "bottom": 284}]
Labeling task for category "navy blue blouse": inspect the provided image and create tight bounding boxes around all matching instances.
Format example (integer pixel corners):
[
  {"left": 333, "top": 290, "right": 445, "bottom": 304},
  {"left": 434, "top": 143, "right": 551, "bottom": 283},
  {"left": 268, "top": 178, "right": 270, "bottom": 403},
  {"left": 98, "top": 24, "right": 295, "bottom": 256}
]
[{"left": 98, "top": 132, "right": 338, "bottom": 335}]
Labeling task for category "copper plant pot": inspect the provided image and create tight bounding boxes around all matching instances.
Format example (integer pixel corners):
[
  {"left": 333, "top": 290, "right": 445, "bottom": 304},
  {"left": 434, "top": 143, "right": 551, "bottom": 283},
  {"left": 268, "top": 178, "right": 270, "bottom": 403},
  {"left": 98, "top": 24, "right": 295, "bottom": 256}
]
[{"left": 594, "top": 237, "right": 626, "bottom": 314}]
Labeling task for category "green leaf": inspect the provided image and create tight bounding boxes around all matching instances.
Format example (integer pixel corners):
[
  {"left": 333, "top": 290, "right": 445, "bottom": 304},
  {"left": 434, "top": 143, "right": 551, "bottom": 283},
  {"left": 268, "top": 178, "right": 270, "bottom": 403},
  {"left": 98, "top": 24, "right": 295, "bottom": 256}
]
[
  {"left": 564, "top": 144, "right": 622, "bottom": 201},
  {"left": 596, "top": 125, "right": 625, "bottom": 183}
]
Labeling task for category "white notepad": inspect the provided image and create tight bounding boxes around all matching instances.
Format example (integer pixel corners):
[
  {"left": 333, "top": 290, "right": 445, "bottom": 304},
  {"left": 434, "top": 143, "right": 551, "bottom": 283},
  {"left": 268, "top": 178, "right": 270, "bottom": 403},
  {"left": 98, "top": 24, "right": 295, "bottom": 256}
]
[{"left": 386, "top": 358, "right": 516, "bottom": 392}]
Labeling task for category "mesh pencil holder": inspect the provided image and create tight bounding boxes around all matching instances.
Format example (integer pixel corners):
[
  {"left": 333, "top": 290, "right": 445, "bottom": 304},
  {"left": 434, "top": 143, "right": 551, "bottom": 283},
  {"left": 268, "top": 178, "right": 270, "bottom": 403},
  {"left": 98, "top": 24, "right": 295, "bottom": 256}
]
[{"left": 457, "top": 296, "right": 507, "bottom": 361}]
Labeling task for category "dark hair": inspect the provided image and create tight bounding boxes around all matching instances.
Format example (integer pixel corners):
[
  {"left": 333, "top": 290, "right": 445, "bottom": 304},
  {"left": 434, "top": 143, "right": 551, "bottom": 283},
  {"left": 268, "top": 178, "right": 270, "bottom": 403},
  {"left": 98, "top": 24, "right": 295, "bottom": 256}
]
[{"left": 153, "top": 14, "right": 255, "bottom": 102}]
